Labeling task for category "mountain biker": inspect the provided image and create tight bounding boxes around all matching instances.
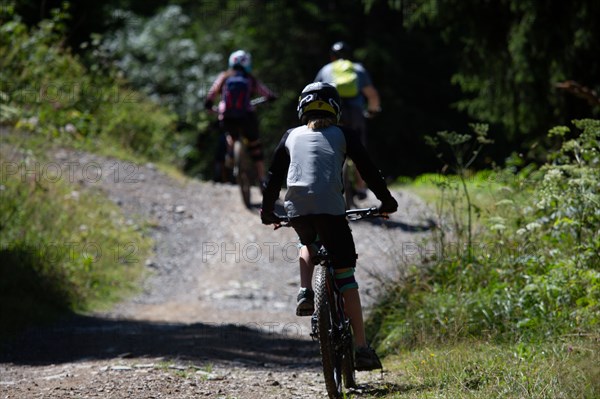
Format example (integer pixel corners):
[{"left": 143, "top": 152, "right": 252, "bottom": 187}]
[
  {"left": 314, "top": 41, "right": 382, "bottom": 200},
  {"left": 205, "top": 50, "right": 277, "bottom": 184},
  {"left": 260, "top": 82, "right": 397, "bottom": 371}
]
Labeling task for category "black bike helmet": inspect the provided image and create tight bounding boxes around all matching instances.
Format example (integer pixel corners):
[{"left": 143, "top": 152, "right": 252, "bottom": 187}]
[
  {"left": 330, "top": 41, "right": 352, "bottom": 59},
  {"left": 297, "top": 82, "right": 341, "bottom": 123}
]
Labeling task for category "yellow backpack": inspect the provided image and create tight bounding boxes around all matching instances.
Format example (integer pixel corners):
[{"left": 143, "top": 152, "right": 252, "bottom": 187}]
[{"left": 331, "top": 59, "right": 359, "bottom": 98}]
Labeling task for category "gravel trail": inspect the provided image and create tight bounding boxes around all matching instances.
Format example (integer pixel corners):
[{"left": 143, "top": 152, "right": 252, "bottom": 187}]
[{"left": 0, "top": 148, "right": 435, "bottom": 398}]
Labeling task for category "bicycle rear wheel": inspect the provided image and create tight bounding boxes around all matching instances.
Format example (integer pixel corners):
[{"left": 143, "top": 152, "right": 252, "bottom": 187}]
[
  {"left": 314, "top": 265, "right": 343, "bottom": 399},
  {"left": 233, "top": 140, "right": 254, "bottom": 208}
]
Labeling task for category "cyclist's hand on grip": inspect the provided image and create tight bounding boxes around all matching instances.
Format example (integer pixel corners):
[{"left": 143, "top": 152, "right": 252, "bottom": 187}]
[
  {"left": 204, "top": 99, "right": 214, "bottom": 110},
  {"left": 260, "top": 209, "right": 279, "bottom": 225},
  {"left": 379, "top": 196, "right": 398, "bottom": 214},
  {"left": 364, "top": 107, "right": 382, "bottom": 119}
]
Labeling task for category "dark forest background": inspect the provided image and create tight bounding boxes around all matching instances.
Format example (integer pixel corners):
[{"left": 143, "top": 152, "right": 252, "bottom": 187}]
[{"left": 11, "top": 0, "right": 600, "bottom": 178}]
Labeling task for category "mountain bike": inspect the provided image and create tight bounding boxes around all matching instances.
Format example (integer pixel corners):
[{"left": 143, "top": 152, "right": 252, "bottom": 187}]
[
  {"left": 233, "top": 96, "right": 272, "bottom": 208},
  {"left": 211, "top": 96, "right": 269, "bottom": 208},
  {"left": 275, "top": 207, "right": 385, "bottom": 399}
]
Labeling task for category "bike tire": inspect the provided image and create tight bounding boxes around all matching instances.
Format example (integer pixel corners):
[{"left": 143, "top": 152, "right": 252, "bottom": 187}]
[
  {"left": 341, "top": 325, "right": 357, "bottom": 389},
  {"left": 314, "top": 265, "right": 343, "bottom": 399},
  {"left": 233, "top": 140, "right": 253, "bottom": 208}
]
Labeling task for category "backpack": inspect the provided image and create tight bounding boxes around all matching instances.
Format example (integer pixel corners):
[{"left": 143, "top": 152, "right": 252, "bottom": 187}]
[
  {"left": 222, "top": 72, "right": 251, "bottom": 118},
  {"left": 331, "top": 59, "right": 359, "bottom": 98}
]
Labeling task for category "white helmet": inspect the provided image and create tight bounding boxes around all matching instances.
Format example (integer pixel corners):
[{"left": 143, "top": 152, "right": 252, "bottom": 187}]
[{"left": 228, "top": 50, "right": 252, "bottom": 73}]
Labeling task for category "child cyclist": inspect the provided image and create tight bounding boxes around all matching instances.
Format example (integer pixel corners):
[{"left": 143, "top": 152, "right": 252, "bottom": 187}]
[{"left": 260, "top": 82, "right": 398, "bottom": 371}]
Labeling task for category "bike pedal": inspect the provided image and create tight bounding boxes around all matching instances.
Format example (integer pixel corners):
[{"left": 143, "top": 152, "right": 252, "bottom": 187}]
[{"left": 296, "top": 308, "right": 314, "bottom": 317}]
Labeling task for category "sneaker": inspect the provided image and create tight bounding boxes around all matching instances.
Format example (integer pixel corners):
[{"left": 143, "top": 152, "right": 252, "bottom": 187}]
[
  {"left": 354, "top": 346, "right": 382, "bottom": 371},
  {"left": 296, "top": 288, "right": 314, "bottom": 316}
]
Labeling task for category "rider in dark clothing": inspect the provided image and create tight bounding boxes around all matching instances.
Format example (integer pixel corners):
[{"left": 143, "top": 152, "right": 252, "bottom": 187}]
[
  {"left": 261, "top": 82, "right": 397, "bottom": 371},
  {"left": 314, "top": 41, "right": 382, "bottom": 199}
]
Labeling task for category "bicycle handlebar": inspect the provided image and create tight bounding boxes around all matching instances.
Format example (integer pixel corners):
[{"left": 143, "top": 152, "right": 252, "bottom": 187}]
[
  {"left": 250, "top": 96, "right": 269, "bottom": 106},
  {"left": 207, "top": 96, "right": 272, "bottom": 114},
  {"left": 272, "top": 207, "right": 386, "bottom": 229}
]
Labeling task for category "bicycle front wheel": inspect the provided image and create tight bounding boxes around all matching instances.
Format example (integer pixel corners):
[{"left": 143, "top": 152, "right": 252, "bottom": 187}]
[
  {"left": 341, "top": 321, "right": 357, "bottom": 389},
  {"left": 314, "top": 265, "right": 343, "bottom": 399}
]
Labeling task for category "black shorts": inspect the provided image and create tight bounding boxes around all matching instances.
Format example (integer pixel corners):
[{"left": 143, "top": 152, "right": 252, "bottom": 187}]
[
  {"left": 290, "top": 214, "right": 357, "bottom": 269},
  {"left": 220, "top": 113, "right": 259, "bottom": 142}
]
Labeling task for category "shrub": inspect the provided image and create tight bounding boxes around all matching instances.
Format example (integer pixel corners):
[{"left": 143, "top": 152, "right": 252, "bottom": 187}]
[
  {"left": 370, "top": 120, "right": 600, "bottom": 353},
  {"left": 0, "top": 149, "right": 151, "bottom": 337},
  {"left": 1, "top": 6, "right": 181, "bottom": 164}
]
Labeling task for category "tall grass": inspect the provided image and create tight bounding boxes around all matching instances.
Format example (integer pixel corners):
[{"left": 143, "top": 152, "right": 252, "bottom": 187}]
[
  {"left": 1, "top": 5, "right": 182, "bottom": 165},
  {"left": 0, "top": 7, "right": 172, "bottom": 338},
  {"left": 0, "top": 144, "right": 152, "bottom": 337},
  {"left": 364, "top": 120, "right": 599, "bottom": 397},
  {"left": 374, "top": 340, "right": 599, "bottom": 398},
  {"left": 368, "top": 118, "right": 599, "bottom": 359}
]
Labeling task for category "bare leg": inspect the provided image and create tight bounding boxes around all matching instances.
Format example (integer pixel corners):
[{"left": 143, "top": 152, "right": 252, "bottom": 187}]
[
  {"left": 247, "top": 139, "right": 266, "bottom": 182},
  {"left": 354, "top": 169, "right": 366, "bottom": 193},
  {"left": 336, "top": 268, "right": 367, "bottom": 348},
  {"left": 256, "top": 159, "right": 266, "bottom": 183},
  {"left": 299, "top": 245, "right": 314, "bottom": 289}
]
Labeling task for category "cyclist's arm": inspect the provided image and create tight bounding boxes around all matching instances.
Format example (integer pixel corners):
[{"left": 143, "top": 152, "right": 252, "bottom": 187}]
[
  {"left": 362, "top": 84, "right": 381, "bottom": 113},
  {"left": 356, "top": 64, "right": 381, "bottom": 113},
  {"left": 344, "top": 128, "right": 392, "bottom": 201},
  {"left": 204, "top": 72, "right": 227, "bottom": 109},
  {"left": 205, "top": 72, "right": 227, "bottom": 102},
  {"left": 261, "top": 130, "right": 291, "bottom": 211}
]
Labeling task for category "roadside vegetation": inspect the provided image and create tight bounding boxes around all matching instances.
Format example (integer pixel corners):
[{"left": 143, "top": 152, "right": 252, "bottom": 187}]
[
  {"left": 0, "top": 7, "right": 166, "bottom": 337},
  {"left": 367, "top": 120, "right": 599, "bottom": 397},
  {"left": 0, "top": 7, "right": 183, "bottom": 164}
]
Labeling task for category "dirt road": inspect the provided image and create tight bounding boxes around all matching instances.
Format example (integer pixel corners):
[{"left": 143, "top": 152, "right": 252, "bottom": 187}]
[{"left": 0, "top": 149, "right": 434, "bottom": 398}]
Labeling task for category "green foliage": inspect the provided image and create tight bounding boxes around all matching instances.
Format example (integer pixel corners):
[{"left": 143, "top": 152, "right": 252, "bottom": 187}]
[
  {"left": 0, "top": 7, "right": 180, "bottom": 164},
  {"left": 535, "top": 119, "right": 600, "bottom": 260},
  {"left": 11, "top": 1, "right": 599, "bottom": 177},
  {"left": 369, "top": 120, "right": 600, "bottom": 352},
  {"left": 406, "top": 0, "right": 600, "bottom": 140},
  {"left": 381, "top": 340, "right": 599, "bottom": 398},
  {"left": 93, "top": 1, "right": 460, "bottom": 178},
  {"left": 0, "top": 7, "right": 172, "bottom": 336},
  {"left": 99, "top": 5, "right": 218, "bottom": 123}
]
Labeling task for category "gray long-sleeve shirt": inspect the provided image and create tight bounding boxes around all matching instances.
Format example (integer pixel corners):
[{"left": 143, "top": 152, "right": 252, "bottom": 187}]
[{"left": 262, "top": 124, "right": 392, "bottom": 217}]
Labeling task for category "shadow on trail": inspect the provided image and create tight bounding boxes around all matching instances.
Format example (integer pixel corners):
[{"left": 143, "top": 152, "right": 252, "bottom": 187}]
[
  {"left": 350, "top": 380, "right": 435, "bottom": 397},
  {"left": 355, "top": 216, "right": 437, "bottom": 232},
  {"left": 0, "top": 313, "right": 319, "bottom": 368}
]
